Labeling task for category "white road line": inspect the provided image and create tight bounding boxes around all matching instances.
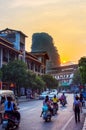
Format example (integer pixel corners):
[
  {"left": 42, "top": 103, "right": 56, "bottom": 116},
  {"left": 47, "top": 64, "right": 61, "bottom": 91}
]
[
  {"left": 19, "top": 107, "right": 36, "bottom": 112},
  {"left": 61, "top": 115, "right": 74, "bottom": 130}
]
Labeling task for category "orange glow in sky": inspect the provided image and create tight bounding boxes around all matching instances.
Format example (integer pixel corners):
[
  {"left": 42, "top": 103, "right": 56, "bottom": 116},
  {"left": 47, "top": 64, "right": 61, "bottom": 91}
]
[{"left": 0, "top": 0, "right": 86, "bottom": 64}]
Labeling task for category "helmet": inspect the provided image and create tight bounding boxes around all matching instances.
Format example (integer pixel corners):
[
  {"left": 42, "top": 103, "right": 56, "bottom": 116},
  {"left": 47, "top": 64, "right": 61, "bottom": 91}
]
[
  {"left": 54, "top": 95, "right": 56, "bottom": 98},
  {"left": 46, "top": 95, "right": 49, "bottom": 99}
]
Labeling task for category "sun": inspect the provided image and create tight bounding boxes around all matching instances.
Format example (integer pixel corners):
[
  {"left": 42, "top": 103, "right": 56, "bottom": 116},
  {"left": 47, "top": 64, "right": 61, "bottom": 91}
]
[
  {"left": 61, "top": 60, "right": 67, "bottom": 64},
  {"left": 62, "top": 60, "right": 66, "bottom": 63}
]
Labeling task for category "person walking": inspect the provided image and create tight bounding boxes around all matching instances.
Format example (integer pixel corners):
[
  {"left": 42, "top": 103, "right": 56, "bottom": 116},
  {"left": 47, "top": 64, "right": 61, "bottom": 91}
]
[
  {"left": 79, "top": 93, "right": 84, "bottom": 112},
  {"left": 73, "top": 96, "right": 81, "bottom": 123}
]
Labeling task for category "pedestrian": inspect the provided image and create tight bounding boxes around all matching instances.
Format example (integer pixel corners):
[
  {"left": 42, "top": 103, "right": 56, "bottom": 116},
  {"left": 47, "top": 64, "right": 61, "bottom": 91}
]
[
  {"left": 79, "top": 93, "right": 83, "bottom": 112},
  {"left": 74, "top": 92, "right": 79, "bottom": 101},
  {"left": 73, "top": 96, "right": 81, "bottom": 123},
  {"left": 79, "top": 93, "right": 83, "bottom": 106}
]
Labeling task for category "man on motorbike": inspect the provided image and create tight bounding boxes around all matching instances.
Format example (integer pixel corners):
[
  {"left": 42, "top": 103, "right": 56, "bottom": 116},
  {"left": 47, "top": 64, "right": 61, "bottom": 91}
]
[
  {"left": 4, "top": 96, "right": 20, "bottom": 121},
  {"left": 52, "top": 95, "right": 59, "bottom": 111},
  {"left": 40, "top": 95, "right": 53, "bottom": 117},
  {"left": 4, "top": 96, "right": 14, "bottom": 113},
  {"left": 52, "top": 95, "right": 59, "bottom": 104},
  {"left": 60, "top": 92, "right": 67, "bottom": 105}
]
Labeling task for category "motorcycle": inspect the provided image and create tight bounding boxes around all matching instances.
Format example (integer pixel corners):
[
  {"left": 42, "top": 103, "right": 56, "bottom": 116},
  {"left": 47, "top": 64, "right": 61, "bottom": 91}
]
[
  {"left": 2, "top": 111, "right": 20, "bottom": 130},
  {"left": 60, "top": 99, "right": 66, "bottom": 107},
  {"left": 53, "top": 103, "right": 58, "bottom": 115},
  {"left": 43, "top": 110, "right": 52, "bottom": 122},
  {"left": 41, "top": 104, "right": 52, "bottom": 122}
]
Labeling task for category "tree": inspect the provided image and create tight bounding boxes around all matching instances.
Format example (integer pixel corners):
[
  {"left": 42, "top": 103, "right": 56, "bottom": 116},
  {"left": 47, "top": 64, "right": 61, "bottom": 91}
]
[
  {"left": 78, "top": 57, "right": 86, "bottom": 85},
  {"left": 31, "top": 32, "right": 61, "bottom": 69},
  {"left": 34, "top": 76, "right": 45, "bottom": 91},
  {"left": 1, "top": 60, "right": 46, "bottom": 95},
  {"left": 1, "top": 60, "right": 28, "bottom": 95},
  {"left": 25, "top": 70, "right": 45, "bottom": 91},
  {"left": 41, "top": 74, "right": 58, "bottom": 90},
  {"left": 72, "top": 69, "right": 81, "bottom": 85}
]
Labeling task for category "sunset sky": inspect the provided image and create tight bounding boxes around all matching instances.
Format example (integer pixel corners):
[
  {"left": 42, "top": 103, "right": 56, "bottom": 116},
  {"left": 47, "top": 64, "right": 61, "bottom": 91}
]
[{"left": 0, "top": 0, "right": 86, "bottom": 64}]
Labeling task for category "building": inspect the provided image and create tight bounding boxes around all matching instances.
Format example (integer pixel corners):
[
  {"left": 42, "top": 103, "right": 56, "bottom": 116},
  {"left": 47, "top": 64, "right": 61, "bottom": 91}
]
[
  {"left": 26, "top": 51, "right": 49, "bottom": 75},
  {"left": 47, "top": 64, "right": 78, "bottom": 90},
  {"left": 0, "top": 28, "right": 49, "bottom": 75},
  {"left": 31, "top": 51, "right": 49, "bottom": 74}
]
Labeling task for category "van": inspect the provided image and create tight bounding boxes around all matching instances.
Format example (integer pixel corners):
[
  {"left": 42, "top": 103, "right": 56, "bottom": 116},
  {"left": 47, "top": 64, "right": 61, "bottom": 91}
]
[{"left": 0, "top": 90, "right": 18, "bottom": 124}]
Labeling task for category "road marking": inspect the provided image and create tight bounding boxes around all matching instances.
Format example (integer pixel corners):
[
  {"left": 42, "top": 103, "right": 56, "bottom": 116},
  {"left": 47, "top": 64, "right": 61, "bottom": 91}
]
[
  {"left": 61, "top": 115, "right": 74, "bottom": 130},
  {"left": 19, "top": 107, "right": 36, "bottom": 112}
]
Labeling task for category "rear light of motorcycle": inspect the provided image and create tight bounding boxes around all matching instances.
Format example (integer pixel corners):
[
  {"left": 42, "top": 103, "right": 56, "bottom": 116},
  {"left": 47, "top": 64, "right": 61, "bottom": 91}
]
[{"left": 4, "top": 114, "right": 9, "bottom": 119}]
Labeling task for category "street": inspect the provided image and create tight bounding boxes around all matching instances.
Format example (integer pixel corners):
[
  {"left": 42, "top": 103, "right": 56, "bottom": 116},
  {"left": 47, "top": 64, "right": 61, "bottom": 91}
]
[{"left": 0, "top": 94, "right": 85, "bottom": 130}]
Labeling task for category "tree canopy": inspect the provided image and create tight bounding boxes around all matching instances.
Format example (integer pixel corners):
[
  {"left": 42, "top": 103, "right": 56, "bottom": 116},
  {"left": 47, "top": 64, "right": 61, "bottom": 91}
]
[
  {"left": 1, "top": 60, "right": 28, "bottom": 93},
  {"left": 78, "top": 57, "right": 86, "bottom": 85},
  {"left": 72, "top": 69, "right": 81, "bottom": 85},
  {"left": 26, "top": 70, "right": 45, "bottom": 91},
  {"left": 1, "top": 60, "right": 46, "bottom": 94},
  {"left": 41, "top": 74, "right": 58, "bottom": 89},
  {"left": 31, "top": 32, "right": 61, "bottom": 69}
]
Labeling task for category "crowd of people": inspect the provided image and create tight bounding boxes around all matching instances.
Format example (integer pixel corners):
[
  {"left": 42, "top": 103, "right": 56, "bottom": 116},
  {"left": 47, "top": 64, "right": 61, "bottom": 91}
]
[
  {"left": 40, "top": 92, "right": 84, "bottom": 123},
  {"left": 40, "top": 92, "right": 67, "bottom": 117}
]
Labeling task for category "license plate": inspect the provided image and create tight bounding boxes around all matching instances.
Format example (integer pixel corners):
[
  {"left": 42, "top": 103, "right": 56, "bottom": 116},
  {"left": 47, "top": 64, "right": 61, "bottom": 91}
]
[
  {"left": 3, "top": 120, "right": 8, "bottom": 124},
  {"left": 2, "top": 120, "right": 8, "bottom": 128}
]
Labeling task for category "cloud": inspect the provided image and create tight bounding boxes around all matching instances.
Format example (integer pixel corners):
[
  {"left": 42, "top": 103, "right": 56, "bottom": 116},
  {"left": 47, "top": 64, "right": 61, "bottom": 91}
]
[{"left": 9, "top": 0, "right": 58, "bottom": 8}]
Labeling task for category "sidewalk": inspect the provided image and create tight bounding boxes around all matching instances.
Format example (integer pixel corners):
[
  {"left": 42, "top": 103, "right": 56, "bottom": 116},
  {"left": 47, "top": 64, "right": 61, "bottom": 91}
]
[
  {"left": 18, "top": 95, "right": 39, "bottom": 103},
  {"left": 82, "top": 106, "right": 86, "bottom": 130}
]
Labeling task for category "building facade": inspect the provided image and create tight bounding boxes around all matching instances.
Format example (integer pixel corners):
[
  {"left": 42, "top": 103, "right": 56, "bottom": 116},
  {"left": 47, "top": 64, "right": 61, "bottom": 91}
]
[
  {"left": 47, "top": 64, "right": 78, "bottom": 90},
  {"left": 0, "top": 28, "right": 49, "bottom": 75}
]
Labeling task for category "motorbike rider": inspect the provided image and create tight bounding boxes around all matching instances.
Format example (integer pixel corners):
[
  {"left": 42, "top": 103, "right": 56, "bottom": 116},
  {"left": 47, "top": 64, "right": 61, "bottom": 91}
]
[
  {"left": 60, "top": 92, "right": 67, "bottom": 104},
  {"left": 40, "top": 95, "right": 53, "bottom": 117},
  {"left": 52, "top": 95, "right": 59, "bottom": 110},
  {"left": 4, "top": 96, "right": 20, "bottom": 121},
  {"left": 4, "top": 96, "right": 14, "bottom": 113}
]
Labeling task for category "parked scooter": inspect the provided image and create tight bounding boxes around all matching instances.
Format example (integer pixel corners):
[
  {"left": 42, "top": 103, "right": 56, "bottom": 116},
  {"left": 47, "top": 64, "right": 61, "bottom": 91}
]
[{"left": 2, "top": 110, "right": 20, "bottom": 130}]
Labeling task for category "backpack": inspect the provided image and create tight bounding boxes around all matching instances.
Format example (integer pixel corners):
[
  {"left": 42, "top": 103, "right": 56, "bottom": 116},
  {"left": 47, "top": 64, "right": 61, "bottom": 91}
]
[{"left": 75, "top": 102, "right": 80, "bottom": 110}]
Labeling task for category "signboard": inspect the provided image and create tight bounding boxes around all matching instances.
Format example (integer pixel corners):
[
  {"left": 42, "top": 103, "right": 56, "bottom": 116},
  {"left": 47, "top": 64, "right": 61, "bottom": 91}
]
[
  {"left": 0, "top": 82, "right": 2, "bottom": 89},
  {"left": 61, "top": 82, "right": 70, "bottom": 87}
]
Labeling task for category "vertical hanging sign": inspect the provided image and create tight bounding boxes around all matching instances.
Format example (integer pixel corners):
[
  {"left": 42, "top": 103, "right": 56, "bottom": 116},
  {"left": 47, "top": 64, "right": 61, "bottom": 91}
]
[{"left": 0, "top": 82, "right": 2, "bottom": 90}]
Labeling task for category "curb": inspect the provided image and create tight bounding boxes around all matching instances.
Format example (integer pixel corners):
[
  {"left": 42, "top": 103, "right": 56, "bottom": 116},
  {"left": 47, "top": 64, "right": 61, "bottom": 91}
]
[
  {"left": 82, "top": 107, "right": 86, "bottom": 130},
  {"left": 82, "top": 118, "right": 86, "bottom": 130},
  {"left": 18, "top": 98, "right": 39, "bottom": 103}
]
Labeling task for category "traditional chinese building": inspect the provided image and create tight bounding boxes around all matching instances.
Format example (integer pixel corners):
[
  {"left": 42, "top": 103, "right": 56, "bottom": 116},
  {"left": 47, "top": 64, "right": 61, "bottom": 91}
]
[
  {"left": 47, "top": 64, "right": 78, "bottom": 90},
  {"left": 0, "top": 28, "right": 49, "bottom": 75}
]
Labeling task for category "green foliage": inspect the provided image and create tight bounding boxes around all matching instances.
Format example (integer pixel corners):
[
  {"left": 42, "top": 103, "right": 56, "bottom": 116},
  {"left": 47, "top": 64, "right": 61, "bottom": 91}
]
[
  {"left": 26, "top": 71, "right": 45, "bottom": 90},
  {"left": 1, "top": 60, "right": 28, "bottom": 93},
  {"left": 1, "top": 60, "right": 46, "bottom": 93},
  {"left": 41, "top": 74, "right": 58, "bottom": 89},
  {"left": 78, "top": 57, "right": 86, "bottom": 85},
  {"left": 72, "top": 69, "right": 81, "bottom": 85},
  {"left": 34, "top": 76, "right": 45, "bottom": 90},
  {"left": 31, "top": 32, "right": 61, "bottom": 69}
]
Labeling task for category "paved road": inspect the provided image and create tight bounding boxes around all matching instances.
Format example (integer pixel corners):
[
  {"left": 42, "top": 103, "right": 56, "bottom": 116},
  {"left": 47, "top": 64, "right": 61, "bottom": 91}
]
[{"left": 0, "top": 94, "right": 85, "bottom": 130}]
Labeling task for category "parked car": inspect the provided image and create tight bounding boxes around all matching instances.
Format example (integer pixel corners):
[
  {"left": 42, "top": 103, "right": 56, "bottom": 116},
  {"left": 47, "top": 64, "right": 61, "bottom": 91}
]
[
  {"left": 48, "top": 91, "right": 58, "bottom": 100},
  {"left": 61, "top": 90, "right": 66, "bottom": 93},
  {"left": 39, "top": 91, "right": 50, "bottom": 100}
]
